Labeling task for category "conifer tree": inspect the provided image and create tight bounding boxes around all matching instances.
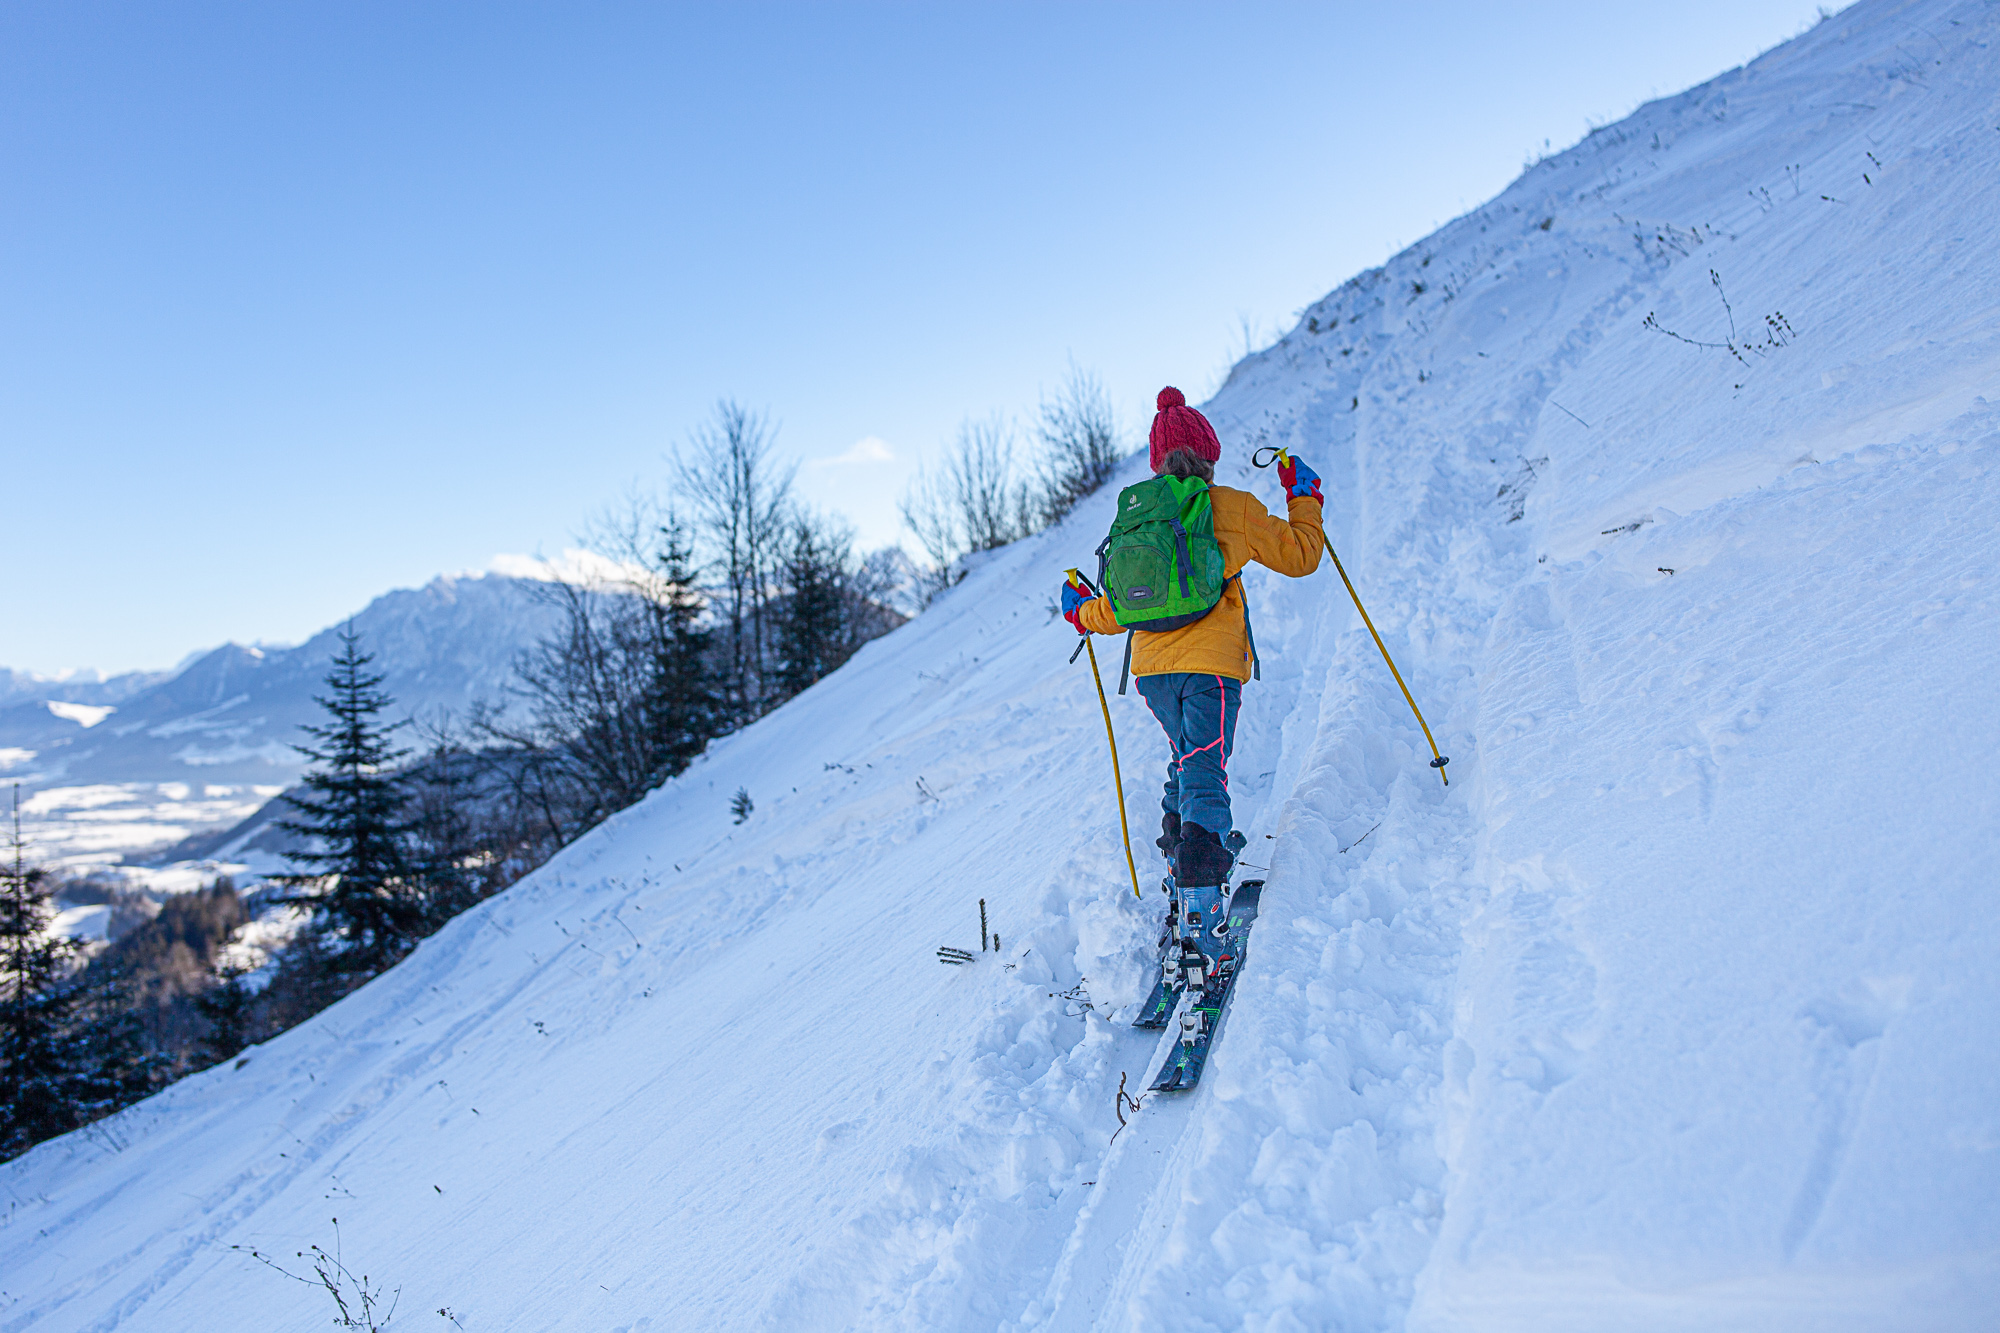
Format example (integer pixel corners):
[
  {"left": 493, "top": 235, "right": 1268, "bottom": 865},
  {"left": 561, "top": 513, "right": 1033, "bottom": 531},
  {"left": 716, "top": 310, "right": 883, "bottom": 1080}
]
[
  {"left": 641, "top": 514, "right": 725, "bottom": 773},
  {"left": 193, "top": 966, "right": 255, "bottom": 1068},
  {"left": 1, "top": 790, "right": 167, "bottom": 1159},
  {"left": 402, "top": 732, "right": 490, "bottom": 935},
  {"left": 64, "top": 965, "right": 165, "bottom": 1125},
  {"left": 0, "top": 787, "right": 84, "bottom": 1158},
  {"left": 279, "top": 625, "right": 414, "bottom": 974},
  {"left": 773, "top": 514, "right": 852, "bottom": 703}
]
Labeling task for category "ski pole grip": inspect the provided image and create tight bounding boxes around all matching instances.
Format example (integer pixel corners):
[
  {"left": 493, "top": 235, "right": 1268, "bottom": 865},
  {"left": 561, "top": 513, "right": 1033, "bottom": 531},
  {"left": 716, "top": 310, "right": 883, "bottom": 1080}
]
[
  {"left": 1251, "top": 447, "right": 1281, "bottom": 469},
  {"left": 1064, "top": 566, "right": 1096, "bottom": 664}
]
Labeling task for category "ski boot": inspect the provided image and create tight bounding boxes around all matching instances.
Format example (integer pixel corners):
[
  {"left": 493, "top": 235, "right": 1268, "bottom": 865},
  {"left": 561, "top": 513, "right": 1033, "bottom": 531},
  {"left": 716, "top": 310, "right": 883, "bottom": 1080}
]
[
  {"left": 1153, "top": 875, "right": 1183, "bottom": 971},
  {"left": 1135, "top": 825, "right": 1243, "bottom": 1029},
  {"left": 1172, "top": 824, "right": 1247, "bottom": 944}
]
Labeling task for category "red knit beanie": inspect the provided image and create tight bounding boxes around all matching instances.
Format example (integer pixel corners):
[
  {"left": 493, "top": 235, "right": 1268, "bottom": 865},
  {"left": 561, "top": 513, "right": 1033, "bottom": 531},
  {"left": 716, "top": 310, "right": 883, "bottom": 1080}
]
[{"left": 1148, "top": 386, "right": 1222, "bottom": 473}]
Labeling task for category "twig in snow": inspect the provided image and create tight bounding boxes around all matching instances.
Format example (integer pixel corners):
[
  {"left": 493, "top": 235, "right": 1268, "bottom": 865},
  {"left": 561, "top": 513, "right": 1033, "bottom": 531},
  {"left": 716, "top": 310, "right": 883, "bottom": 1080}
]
[
  {"left": 231, "top": 1218, "right": 401, "bottom": 1331},
  {"left": 1111, "top": 1071, "right": 1146, "bottom": 1144},
  {"left": 1711, "top": 269, "right": 1738, "bottom": 340},
  {"left": 1052, "top": 979, "right": 1093, "bottom": 1016},
  {"left": 1548, "top": 399, "right": 1592, "bottom": 429},
  {"left": 1643, "top": 270, "right": 1794, "bottom": 367}
]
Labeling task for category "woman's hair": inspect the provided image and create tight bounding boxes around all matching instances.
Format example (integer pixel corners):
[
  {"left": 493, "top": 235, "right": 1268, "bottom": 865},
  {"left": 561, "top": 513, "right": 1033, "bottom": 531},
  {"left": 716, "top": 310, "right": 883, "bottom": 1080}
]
[{"left": 1156, "top": 448, "right": 1215, "bottom": 482}]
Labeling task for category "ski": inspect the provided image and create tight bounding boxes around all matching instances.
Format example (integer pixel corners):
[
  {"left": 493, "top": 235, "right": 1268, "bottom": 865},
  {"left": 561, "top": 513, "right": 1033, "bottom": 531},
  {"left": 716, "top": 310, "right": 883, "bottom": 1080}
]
[
  {"left": 1130, "top": 878, "right": 1182, "bottom": 1028},
  {"left": 1148, "top": 880, "right": 1264, "bottom": 1092}
]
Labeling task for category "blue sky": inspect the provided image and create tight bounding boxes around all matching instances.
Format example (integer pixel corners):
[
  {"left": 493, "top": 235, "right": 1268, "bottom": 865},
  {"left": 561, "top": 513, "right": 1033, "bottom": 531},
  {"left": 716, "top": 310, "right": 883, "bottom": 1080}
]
[{"left": 2, "top": 1, "right": 1828, "bottom": 673}]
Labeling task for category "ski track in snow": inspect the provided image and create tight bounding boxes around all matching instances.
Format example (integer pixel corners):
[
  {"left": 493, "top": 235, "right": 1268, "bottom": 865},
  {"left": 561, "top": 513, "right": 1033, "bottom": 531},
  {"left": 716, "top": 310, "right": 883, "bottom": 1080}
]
[{"left": 7, "top": 2, "right": 2000, "bottom": 1328}]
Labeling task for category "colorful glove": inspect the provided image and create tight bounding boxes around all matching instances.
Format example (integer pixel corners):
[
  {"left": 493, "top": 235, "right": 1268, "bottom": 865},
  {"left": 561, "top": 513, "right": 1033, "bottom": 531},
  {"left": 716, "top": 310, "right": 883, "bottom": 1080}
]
[
  {"left": 1061, "top": 573, "right": 1093, "bottom": 635},
  {"left": 1277, "top": 450, "right": 1322, "bottom": 503}
]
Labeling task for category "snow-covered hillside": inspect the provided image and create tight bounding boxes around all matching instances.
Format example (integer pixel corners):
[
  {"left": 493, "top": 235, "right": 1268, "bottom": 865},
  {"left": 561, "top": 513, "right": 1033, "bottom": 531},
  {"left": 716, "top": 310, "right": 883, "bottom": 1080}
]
[
  {"left": 6, "top": 1, "right": 1999, "bottom": 1327},
  {"left": 1, "top": 573, "right": 558, "bottom": 866}
]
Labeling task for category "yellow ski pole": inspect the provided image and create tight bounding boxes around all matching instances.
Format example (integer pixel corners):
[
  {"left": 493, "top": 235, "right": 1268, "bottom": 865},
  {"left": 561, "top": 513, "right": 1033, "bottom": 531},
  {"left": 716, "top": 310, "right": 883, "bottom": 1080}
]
[
  {"left": 1259, "top": 448, "right": 1451, "bottom": 787},
  {"left": 1067, "top": 570, "right": 1143, "bottom": 898}
]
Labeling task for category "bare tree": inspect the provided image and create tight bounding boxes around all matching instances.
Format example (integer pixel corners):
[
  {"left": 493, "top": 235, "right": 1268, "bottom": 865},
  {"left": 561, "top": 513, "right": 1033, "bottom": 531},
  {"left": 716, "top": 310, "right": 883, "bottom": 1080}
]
[
  {"left": 898, "top": 416, "right": 1035, "bottom": 600},
  {"left": 952, "top": 416, "right": 1032, "bottom": 552},
  {"left": 849, "top": 546, "right": 917, "bottom": 630},
  {"left": 896, "top": 367, "right": 1124, "bottom": 604},
  {"left": 673, "top": 401, "right": 796, "bottom": 716},
  {"left": 501, "top": 577, "right": 665, "bottom": 820},
  {"left": 482, "top": 504, "right": 723, "bottom": 838},
  {"left": 898, "top": 463, "right": 963, "bottom": 602},
  {"left": 1034, "top": 364, "right": 1122, "bottom": 525}
]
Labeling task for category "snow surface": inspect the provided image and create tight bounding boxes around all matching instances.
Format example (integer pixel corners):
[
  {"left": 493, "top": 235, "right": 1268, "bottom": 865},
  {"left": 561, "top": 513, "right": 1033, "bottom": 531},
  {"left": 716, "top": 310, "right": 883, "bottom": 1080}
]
[{"left": 5, "top": 1, "right": 2000, "bottom": 1327}]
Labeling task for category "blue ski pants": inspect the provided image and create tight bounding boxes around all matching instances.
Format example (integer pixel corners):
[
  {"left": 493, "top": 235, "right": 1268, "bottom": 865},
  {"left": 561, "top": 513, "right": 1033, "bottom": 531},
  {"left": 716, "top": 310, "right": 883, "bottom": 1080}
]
[{"left": 1135, "top": 672, "right": 1242, "bottom": 837}]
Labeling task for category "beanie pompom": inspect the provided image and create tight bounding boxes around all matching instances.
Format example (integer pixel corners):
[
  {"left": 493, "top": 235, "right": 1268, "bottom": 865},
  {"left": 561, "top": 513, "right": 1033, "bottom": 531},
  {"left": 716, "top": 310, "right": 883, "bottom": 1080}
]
[{"left": 1147, "top": 383, "right": 1221, "bottom": 472}]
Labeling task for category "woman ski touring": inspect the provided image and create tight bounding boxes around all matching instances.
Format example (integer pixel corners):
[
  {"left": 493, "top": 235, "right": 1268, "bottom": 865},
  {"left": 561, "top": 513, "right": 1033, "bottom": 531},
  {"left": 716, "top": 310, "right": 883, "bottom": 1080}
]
[{"left": 1061, "top": 386, "right": 1326, "bottom": 962}]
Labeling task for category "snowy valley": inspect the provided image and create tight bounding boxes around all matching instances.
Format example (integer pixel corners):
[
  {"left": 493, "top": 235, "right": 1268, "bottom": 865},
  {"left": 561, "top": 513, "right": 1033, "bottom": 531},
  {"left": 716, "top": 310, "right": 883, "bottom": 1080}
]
[
  {"left": 5, "top": 1, "right": 2000, "bottom": 1328},
  {"left": 1, "top": 573, "right": 558, "bottom": 872}
]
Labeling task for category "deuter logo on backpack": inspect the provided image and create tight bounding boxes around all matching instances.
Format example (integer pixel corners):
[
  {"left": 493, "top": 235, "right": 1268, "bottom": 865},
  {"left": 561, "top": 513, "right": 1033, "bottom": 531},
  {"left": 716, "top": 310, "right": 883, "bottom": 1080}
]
[{"left": 1095, "top": 475, "right": 1227, "bottom": 631}]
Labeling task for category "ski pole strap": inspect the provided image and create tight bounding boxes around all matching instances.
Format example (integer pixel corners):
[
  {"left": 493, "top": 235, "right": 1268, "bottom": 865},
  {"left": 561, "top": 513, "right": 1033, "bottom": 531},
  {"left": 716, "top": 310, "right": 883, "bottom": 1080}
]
[{"left": 1117, "top": 630, "right": 1133, "bottom": 695}]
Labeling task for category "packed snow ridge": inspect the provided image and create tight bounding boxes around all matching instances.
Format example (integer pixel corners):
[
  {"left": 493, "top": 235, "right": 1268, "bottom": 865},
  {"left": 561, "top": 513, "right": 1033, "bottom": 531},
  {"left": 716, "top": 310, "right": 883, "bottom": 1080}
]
[{"left": 6, "top": 2, "right": 1999, "bottom": 1327}]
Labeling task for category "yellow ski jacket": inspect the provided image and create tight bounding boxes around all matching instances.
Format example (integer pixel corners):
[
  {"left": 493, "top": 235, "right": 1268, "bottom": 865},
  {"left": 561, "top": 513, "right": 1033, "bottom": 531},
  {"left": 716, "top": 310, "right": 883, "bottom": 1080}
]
[{"left": 1077, "top": 486, "right": 1325, "bottom": 681}]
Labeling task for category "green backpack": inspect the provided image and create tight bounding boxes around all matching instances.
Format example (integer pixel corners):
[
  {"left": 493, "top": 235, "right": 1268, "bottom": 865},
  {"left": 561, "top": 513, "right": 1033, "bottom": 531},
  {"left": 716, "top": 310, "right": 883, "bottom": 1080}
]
[
  {"left": 1096, "top": 474, "right": 1227, "bottom": 629},
  {"left": 1093, "top": 474, "right": 1257, "bottom": 692}
]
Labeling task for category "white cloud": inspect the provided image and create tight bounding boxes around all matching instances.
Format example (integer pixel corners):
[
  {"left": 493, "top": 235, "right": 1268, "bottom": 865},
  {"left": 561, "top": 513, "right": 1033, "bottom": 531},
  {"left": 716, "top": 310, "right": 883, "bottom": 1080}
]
[{"left": 808, "top": 436, "right": 896, "bottom": 468}]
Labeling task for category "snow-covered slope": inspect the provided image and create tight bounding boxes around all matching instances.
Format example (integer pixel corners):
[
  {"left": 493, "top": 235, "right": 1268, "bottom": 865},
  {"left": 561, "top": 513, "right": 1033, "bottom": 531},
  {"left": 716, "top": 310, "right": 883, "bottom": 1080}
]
[
  {"left": 6, "top": 1, "right": 1999, "bottom": 1327},
  {"left": 1, "top": 573, "right": 558, "bottom": 864}
]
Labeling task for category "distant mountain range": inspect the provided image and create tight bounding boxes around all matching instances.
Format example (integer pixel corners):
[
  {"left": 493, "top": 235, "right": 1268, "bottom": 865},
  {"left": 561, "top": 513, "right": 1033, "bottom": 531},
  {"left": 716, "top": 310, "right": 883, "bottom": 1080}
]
[
  {"left": 2, "top": 574, "right": 561, "bottom": 862},
  {"left": 0, "top": 664, "right": 180, "bottom": 709}
]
